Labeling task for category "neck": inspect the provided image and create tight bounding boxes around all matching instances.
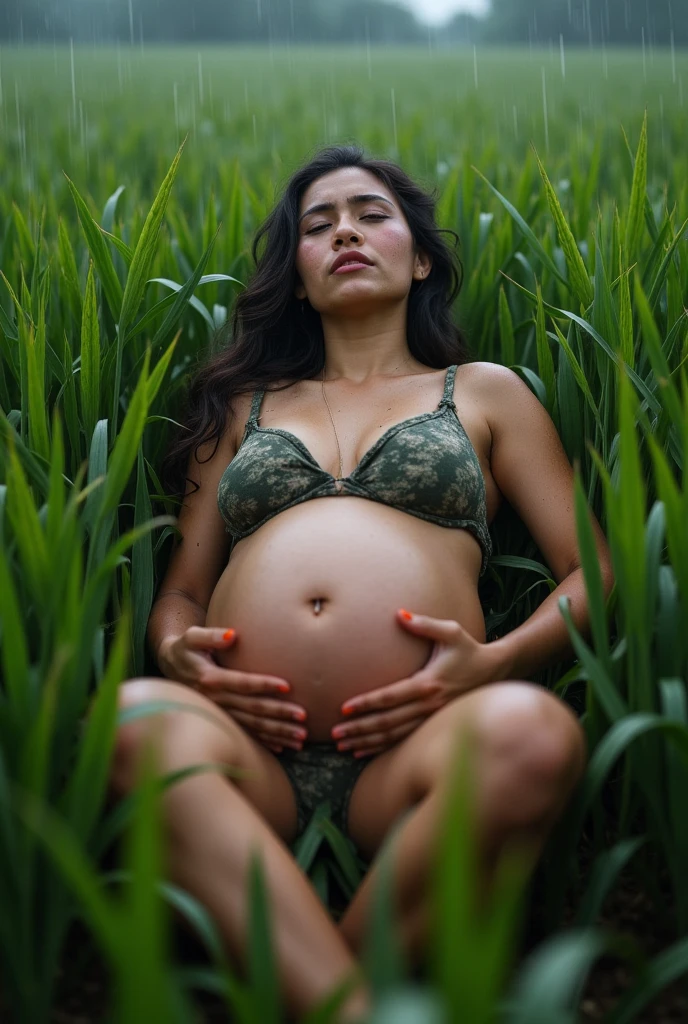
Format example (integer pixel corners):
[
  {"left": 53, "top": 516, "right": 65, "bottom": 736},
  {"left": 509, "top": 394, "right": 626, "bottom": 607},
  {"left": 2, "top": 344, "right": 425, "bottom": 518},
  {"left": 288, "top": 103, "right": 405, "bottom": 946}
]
[
  {"left": 318, "top": 303, "right": 427, "bottom": 382},
  {"left": 321, "top": 341, "right": 426, "bottom": 383}
]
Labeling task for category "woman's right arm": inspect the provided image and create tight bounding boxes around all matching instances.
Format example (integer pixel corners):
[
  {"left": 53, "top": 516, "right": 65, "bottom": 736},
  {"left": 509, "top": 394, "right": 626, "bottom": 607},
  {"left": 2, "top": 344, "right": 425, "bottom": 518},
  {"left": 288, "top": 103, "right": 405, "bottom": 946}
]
[
  {"left": 147, "top": 420, "right": 237, "bottom": 671},
  {"left": 146, "top": 403, "right": 308, "bottom": 753}
]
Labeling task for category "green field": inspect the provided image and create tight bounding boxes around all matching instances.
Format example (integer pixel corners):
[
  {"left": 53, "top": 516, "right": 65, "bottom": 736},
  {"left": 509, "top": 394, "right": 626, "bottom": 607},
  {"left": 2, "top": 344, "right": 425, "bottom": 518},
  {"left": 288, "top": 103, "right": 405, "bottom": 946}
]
[
  {"left": 1, "top": 44, "right": 687, "bottom": 1023},
  {"left": 2, "top": 46, "right": 686, "bottom": 202}
]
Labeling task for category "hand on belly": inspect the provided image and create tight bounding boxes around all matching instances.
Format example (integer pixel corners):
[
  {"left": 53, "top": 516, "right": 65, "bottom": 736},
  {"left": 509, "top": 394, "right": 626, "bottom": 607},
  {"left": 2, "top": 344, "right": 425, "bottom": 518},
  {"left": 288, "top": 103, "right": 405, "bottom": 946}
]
[
  {"left": 205, "top": 498, "right": 482, "bottom": 744},
  {"left": 210, "top": 594, "right": 434, "bottom": 742}
]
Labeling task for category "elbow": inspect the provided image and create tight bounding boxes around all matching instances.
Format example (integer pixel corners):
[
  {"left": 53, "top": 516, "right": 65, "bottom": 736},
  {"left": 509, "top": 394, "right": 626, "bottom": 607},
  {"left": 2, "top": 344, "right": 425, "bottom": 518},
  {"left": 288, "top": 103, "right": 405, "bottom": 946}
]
[
  {"left": 565, "top": 550, "right": 615, "bottom": 599},
  {"left": 601, "top": 559, "right": 615, "bottom": 600}
]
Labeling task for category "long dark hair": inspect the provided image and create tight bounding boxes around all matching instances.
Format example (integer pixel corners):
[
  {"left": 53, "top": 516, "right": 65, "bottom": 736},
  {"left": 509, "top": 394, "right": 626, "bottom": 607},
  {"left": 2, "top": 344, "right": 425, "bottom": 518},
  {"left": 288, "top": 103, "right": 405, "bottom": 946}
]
[{"left": 162, "top": 143, "right": 473, "bottom": 500}]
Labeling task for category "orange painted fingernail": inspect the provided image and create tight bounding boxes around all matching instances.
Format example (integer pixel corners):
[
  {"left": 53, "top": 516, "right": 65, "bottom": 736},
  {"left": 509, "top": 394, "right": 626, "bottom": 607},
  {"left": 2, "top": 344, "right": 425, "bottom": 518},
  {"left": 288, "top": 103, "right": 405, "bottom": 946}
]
[
  {"left": 342, "top": 705, "right": 355, "bottom": 715},
  {"left": 399, "top": 609, "right": 413, "bottom": 621},
  {"left": 223, "top": 629, "right": 235, "bottom": 641},
  {"left": 277, "top": 682, "right": 290, "bottom": 693}
]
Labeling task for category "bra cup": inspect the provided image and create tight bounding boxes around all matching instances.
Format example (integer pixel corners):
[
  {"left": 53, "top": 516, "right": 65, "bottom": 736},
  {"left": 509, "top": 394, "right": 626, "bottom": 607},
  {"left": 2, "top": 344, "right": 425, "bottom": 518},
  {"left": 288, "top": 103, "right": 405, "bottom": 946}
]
[
  {"left": 355, "top": 414, "right": 487, "bottom": 521},
  {"left": 218, "top": 430, "right": 328, "bottom": 537}
]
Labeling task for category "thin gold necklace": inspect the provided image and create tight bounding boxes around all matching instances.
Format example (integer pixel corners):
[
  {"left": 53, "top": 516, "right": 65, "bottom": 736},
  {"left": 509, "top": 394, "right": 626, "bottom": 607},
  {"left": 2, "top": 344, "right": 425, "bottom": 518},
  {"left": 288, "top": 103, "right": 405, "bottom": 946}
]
[
  {"left": 321, "top": 365, "right": 344, "bottom": 480},
  {"left": 320, "top": 357, "right": 420, "bottom": 479}
]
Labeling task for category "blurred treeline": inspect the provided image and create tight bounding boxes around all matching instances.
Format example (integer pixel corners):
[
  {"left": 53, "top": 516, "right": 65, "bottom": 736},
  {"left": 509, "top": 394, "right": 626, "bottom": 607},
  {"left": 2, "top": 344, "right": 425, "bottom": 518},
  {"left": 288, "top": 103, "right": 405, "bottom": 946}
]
[{"left": 1, "top": 0, "right": 686, "bottom": 47}]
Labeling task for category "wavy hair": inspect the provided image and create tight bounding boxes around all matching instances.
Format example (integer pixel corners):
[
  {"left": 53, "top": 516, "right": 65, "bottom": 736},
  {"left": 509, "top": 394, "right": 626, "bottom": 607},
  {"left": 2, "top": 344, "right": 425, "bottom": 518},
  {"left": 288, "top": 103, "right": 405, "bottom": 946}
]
[{"left": 162, "top": 143, "right": 473, "bottom": 499}]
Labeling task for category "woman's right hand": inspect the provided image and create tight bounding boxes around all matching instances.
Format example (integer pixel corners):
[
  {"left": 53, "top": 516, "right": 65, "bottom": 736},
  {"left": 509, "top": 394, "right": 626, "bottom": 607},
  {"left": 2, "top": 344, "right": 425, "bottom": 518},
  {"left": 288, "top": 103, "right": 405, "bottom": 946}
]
[{"left": 157, "top": 627, "right": 308, "bottom": 755}]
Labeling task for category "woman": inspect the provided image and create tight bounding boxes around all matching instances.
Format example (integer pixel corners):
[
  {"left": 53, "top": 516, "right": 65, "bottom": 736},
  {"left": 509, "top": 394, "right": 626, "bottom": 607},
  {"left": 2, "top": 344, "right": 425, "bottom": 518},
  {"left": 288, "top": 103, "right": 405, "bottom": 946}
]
[{"left": 111, "top": 144, "right": 612, "bottom": 1022}]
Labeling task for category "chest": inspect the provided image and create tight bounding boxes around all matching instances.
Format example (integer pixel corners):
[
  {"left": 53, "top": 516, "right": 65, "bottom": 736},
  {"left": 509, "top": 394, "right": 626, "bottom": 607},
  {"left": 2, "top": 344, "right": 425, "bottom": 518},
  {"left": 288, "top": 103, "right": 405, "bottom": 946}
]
[{"left": 236, "top": 372, "right": 501, "bottom": 522}]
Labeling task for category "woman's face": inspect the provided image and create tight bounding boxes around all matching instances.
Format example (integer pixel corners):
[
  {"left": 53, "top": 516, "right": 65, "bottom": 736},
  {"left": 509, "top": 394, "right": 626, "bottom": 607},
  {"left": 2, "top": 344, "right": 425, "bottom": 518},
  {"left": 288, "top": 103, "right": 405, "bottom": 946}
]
[{"left": 294, "top": 166, "right": 431, "bottom": 317}]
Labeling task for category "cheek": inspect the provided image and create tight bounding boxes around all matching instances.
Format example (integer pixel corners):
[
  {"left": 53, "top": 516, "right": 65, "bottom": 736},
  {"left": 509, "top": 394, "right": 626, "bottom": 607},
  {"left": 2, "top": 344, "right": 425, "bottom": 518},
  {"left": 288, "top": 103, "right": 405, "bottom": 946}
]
[
  {"left": 377, "top": 223, "right": 415, "bottom": 271},
  {"left": 296, "top": 239, "right": 323, "bottom": 283}
]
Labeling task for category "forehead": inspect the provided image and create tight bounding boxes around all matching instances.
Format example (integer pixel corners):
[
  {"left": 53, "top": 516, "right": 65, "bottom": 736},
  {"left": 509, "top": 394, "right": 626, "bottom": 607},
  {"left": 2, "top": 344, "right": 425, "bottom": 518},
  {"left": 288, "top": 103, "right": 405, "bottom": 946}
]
[{"left": 299, "top": 166, "right": 395, "bottom": 213}]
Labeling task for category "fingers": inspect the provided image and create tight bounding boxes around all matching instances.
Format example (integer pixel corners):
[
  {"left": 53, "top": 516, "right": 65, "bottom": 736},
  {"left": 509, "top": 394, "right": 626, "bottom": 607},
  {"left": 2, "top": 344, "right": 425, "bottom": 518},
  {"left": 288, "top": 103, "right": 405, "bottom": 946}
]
[
  {"left": 349, "top": 716, "right": 429, "bottom": 756},
  {"left": 256, "top": 735, "right": 284, "bottom": 755},
  {"left": 197, "top": 664, "right": 292, "bottom": 697},
  {"left": 341, "top": 677, "right": 441, "bottom": 716},
  {"left": 199, "top": 690, "right": 306, "bottom": 724},
  {"left": 334, "top": 699, "right": 437, "bottom": 747},
  {"left": 184, "top": 625, "right": 239, "bottom": 650},
  {"left": 165, "top": 629, "right": 294, "bottom": 699},
  {"left": 337, "top": 697, "right": 437, "bottom": 738},
  {"left": 229, "top": 709, "right": 307, "bottom": 750},
  {"left": 396, "top": 609, "right": 463, "bottom": 644}
]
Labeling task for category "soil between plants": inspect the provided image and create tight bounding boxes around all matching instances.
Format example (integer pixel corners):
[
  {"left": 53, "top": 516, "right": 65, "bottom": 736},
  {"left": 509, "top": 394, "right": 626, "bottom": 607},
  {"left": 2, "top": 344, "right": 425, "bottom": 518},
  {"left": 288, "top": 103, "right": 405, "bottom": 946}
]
[{"left": 45, "top": 868, "right": 688, "bottom": 1024}]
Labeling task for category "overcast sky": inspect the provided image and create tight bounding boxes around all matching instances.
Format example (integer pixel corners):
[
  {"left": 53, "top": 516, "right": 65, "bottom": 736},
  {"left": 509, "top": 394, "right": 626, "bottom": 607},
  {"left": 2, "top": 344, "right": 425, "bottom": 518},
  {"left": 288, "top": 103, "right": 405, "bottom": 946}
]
[{"left": 398, "top": 0, "right": 490, "bottom": 25}]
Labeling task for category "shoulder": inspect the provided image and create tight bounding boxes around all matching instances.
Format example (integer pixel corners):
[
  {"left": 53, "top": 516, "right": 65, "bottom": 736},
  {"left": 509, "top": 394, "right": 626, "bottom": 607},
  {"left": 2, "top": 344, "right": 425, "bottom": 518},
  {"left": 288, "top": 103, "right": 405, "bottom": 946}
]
[
  {"left": 456, "top": 361, "right": 547, "bottom": 430},
  {"left": 456, "top": 360, "right": 527, "bottom": 393}
]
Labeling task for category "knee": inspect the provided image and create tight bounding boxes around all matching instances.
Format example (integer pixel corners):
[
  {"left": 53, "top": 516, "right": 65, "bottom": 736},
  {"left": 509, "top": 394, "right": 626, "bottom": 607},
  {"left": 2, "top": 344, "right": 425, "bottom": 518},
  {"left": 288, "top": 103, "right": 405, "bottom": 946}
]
[
  {"left": 111, "top": 678, "right": 227, "bottom": 796},
  {"left": 472, "top": 684, "right": 587, "bottom": 826},
  {"left": 110, "top": 679, "right": 168, "bottom": 794}
]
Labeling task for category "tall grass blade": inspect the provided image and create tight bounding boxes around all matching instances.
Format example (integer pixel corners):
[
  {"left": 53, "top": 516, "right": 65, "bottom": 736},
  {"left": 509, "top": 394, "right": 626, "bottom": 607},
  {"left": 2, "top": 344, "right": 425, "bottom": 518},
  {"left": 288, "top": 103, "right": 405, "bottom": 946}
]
[
  {"left": 61, "top": 610, "right": 129, "bottom": 841},
  {"left": 574, "top": 838, "right": 645, "bottom": 926},
  {"left": 624, "top": 111, "right": 647, "bottom": 263},
  {"left": 498, "top": 284, "right": 516, "bottom": 367},
  {"left": 608, "top": 936, "right": 688, "bottom": 1024},
  {"left": 535, "top": 151, "right": 593, "bottom": 308},
  {"left": 535, "top": 283, "right": 556, "bottom": 413},
  {"left": 131, "top": 447, "right": 154, "bottom": 675},
  {"left": 113, "top": 139, "right": 186, "bottom": 428},
  {"left": 247, "top": 850, "right": 282, "bottom": 1024},
  {"left": 507, "top": 930, "right": 633, "bottom": 1023},
  {"left": 361, "top": 825, "right": 407, "bottom": 998},
  {"left": 473, "top": 168, "right": 567, "bottom": 288},
  {"left": 64, "top": 172, "right": 123, "bottom": 321},
  {"left": 79, "top": 261, "right": 100, "bottom": 442}
]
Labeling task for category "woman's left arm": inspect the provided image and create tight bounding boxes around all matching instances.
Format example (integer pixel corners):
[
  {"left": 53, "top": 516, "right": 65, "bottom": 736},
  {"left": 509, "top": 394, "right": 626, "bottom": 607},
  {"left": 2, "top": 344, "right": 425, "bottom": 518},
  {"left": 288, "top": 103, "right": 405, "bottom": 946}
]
[
  {"left": 474, "top": 361, "right": 615, "bottom": 680},
  {"left": 332, "top": 363, "right": 615, "bottom": 756}
]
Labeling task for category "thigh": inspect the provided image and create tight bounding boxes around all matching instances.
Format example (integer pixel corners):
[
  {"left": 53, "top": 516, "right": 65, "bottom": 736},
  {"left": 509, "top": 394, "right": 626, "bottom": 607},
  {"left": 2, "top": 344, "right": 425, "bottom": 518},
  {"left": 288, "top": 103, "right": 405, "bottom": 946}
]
[
  {"left": 346, "top": 681, "right": 585, "bottom": 860},
  {"left": 116, "top": 678, "right": 299, "bottom": 844}
]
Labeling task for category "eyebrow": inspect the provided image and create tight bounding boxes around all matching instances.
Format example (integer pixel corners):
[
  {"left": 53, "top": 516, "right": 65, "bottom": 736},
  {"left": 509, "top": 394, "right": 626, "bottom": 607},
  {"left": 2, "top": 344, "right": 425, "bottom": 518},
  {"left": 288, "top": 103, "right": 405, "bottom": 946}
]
[{"left": 298, "top": 193, "right": 394, "bottom": 224}]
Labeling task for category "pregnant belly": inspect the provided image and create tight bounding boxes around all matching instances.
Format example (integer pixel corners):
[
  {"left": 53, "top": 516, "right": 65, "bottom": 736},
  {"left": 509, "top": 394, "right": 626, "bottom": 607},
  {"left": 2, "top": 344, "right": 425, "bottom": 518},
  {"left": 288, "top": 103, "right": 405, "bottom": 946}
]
[{"left": 206, "top": 498, "right": 485, "bottom": 742}]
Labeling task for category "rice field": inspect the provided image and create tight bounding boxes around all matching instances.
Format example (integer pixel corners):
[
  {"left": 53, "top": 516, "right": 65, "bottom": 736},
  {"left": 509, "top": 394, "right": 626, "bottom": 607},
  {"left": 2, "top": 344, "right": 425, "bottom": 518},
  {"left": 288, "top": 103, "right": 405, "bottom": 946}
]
[{"left": 0, "top": 43, "right": 687, "bottom": 1023}]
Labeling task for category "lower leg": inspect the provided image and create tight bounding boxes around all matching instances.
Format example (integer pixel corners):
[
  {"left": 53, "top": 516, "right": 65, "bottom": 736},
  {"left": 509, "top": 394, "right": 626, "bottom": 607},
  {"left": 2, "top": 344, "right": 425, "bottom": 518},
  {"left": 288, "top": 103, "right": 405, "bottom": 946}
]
[
  {"left": 118, "top": 729, "right": 370, "bottom": 1022},
  {"left": 167, "top": 773, "right": 371, "bottom": 1019},
  {"left": 339, "top": 766, "right": 571, "bottom": 961}
]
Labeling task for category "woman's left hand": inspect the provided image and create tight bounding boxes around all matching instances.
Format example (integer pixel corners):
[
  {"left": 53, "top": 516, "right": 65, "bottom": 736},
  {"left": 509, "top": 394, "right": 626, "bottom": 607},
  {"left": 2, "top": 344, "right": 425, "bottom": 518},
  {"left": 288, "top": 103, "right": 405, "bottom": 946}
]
[{"left": 330, "top": 608, "right": 507, "bottom": 758}]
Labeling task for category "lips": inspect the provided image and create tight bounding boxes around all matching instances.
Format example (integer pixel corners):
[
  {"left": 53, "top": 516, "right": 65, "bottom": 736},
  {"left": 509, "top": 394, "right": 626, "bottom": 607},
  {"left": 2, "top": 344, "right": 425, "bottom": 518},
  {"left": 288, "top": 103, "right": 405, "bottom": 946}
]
[{"left": 330, "top": 250, "right": 374, "bottom": 273}]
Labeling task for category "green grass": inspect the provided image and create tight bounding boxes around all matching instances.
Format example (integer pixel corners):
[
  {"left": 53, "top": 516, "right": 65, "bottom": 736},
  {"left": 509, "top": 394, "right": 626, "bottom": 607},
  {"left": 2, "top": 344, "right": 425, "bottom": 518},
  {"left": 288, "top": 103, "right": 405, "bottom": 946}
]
[
  {"left": 2, "top": 46, "right": 686, "bottom": 208},
  {"left": 0, "top": 43, "right": 687, "bottom": 1023}
]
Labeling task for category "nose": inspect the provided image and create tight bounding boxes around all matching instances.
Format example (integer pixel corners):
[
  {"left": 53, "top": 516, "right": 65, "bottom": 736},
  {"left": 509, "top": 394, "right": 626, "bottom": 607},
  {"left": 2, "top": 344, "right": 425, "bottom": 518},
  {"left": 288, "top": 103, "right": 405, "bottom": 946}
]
[{"left": 333, "top": 213, "right": 362, "bottom": 247}]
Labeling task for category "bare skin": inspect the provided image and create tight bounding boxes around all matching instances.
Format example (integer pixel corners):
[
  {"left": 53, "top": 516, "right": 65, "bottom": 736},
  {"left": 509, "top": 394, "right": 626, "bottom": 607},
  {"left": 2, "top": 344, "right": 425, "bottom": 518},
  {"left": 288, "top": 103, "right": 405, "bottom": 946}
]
[{"left": 117, "top": 165, "right": 613, "bottom": 1021}]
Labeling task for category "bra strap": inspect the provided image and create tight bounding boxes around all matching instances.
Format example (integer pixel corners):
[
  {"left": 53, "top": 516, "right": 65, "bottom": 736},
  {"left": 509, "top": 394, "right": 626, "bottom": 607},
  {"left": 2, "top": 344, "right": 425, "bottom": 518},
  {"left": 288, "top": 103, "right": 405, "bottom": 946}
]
[
  {"left": 248, "top": 387, "right": 265, "bottom": 427},
  {"left": 438, "top": 364, "right": 458, "bottom": 408}
]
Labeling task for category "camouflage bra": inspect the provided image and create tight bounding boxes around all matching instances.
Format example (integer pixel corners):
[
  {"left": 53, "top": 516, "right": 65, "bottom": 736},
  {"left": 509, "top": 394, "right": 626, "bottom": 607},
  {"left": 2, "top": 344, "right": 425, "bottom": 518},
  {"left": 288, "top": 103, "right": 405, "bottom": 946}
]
[{"left": 217, "top": 364, "right": 492, "bottom": 575}]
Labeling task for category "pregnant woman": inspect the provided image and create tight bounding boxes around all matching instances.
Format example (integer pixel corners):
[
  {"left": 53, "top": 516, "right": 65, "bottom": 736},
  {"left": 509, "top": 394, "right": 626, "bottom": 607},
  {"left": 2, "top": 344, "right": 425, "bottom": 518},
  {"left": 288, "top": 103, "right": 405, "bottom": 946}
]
[{"left": 111, "top": 144, "right": 612, "bottom": 1022}]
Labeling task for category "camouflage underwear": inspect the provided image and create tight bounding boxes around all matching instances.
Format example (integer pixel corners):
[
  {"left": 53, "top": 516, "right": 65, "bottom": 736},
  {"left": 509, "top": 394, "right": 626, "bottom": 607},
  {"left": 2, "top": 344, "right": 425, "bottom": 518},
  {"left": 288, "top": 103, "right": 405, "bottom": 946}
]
[{"left": 276, "top": 742, "right": 375, "bottom": 839}]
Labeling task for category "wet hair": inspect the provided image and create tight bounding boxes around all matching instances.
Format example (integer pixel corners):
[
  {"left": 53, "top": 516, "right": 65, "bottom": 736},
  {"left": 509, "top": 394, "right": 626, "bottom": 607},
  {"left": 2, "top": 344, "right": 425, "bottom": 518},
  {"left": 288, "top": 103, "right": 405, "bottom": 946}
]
[{"left": 162, "top": 142, "right": 472, "bottom": 500}]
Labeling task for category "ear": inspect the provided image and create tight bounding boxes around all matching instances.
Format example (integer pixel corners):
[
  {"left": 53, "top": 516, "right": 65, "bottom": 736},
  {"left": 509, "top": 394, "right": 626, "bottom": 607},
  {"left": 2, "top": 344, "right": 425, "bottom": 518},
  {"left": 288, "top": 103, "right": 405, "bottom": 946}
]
[
  {"left": 294, "top": 281, "right": 307, "bottom": 300},
  {"left": 413, "top": 249, "right": 432, "bottom": 281}
]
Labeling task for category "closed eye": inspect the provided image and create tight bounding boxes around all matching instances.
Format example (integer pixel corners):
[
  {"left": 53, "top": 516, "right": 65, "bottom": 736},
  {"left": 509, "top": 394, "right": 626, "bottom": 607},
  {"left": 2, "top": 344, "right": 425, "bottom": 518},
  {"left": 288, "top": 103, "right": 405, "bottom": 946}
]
[{"left": 305, "top": 214, "right": 388, "bottom": 235}]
